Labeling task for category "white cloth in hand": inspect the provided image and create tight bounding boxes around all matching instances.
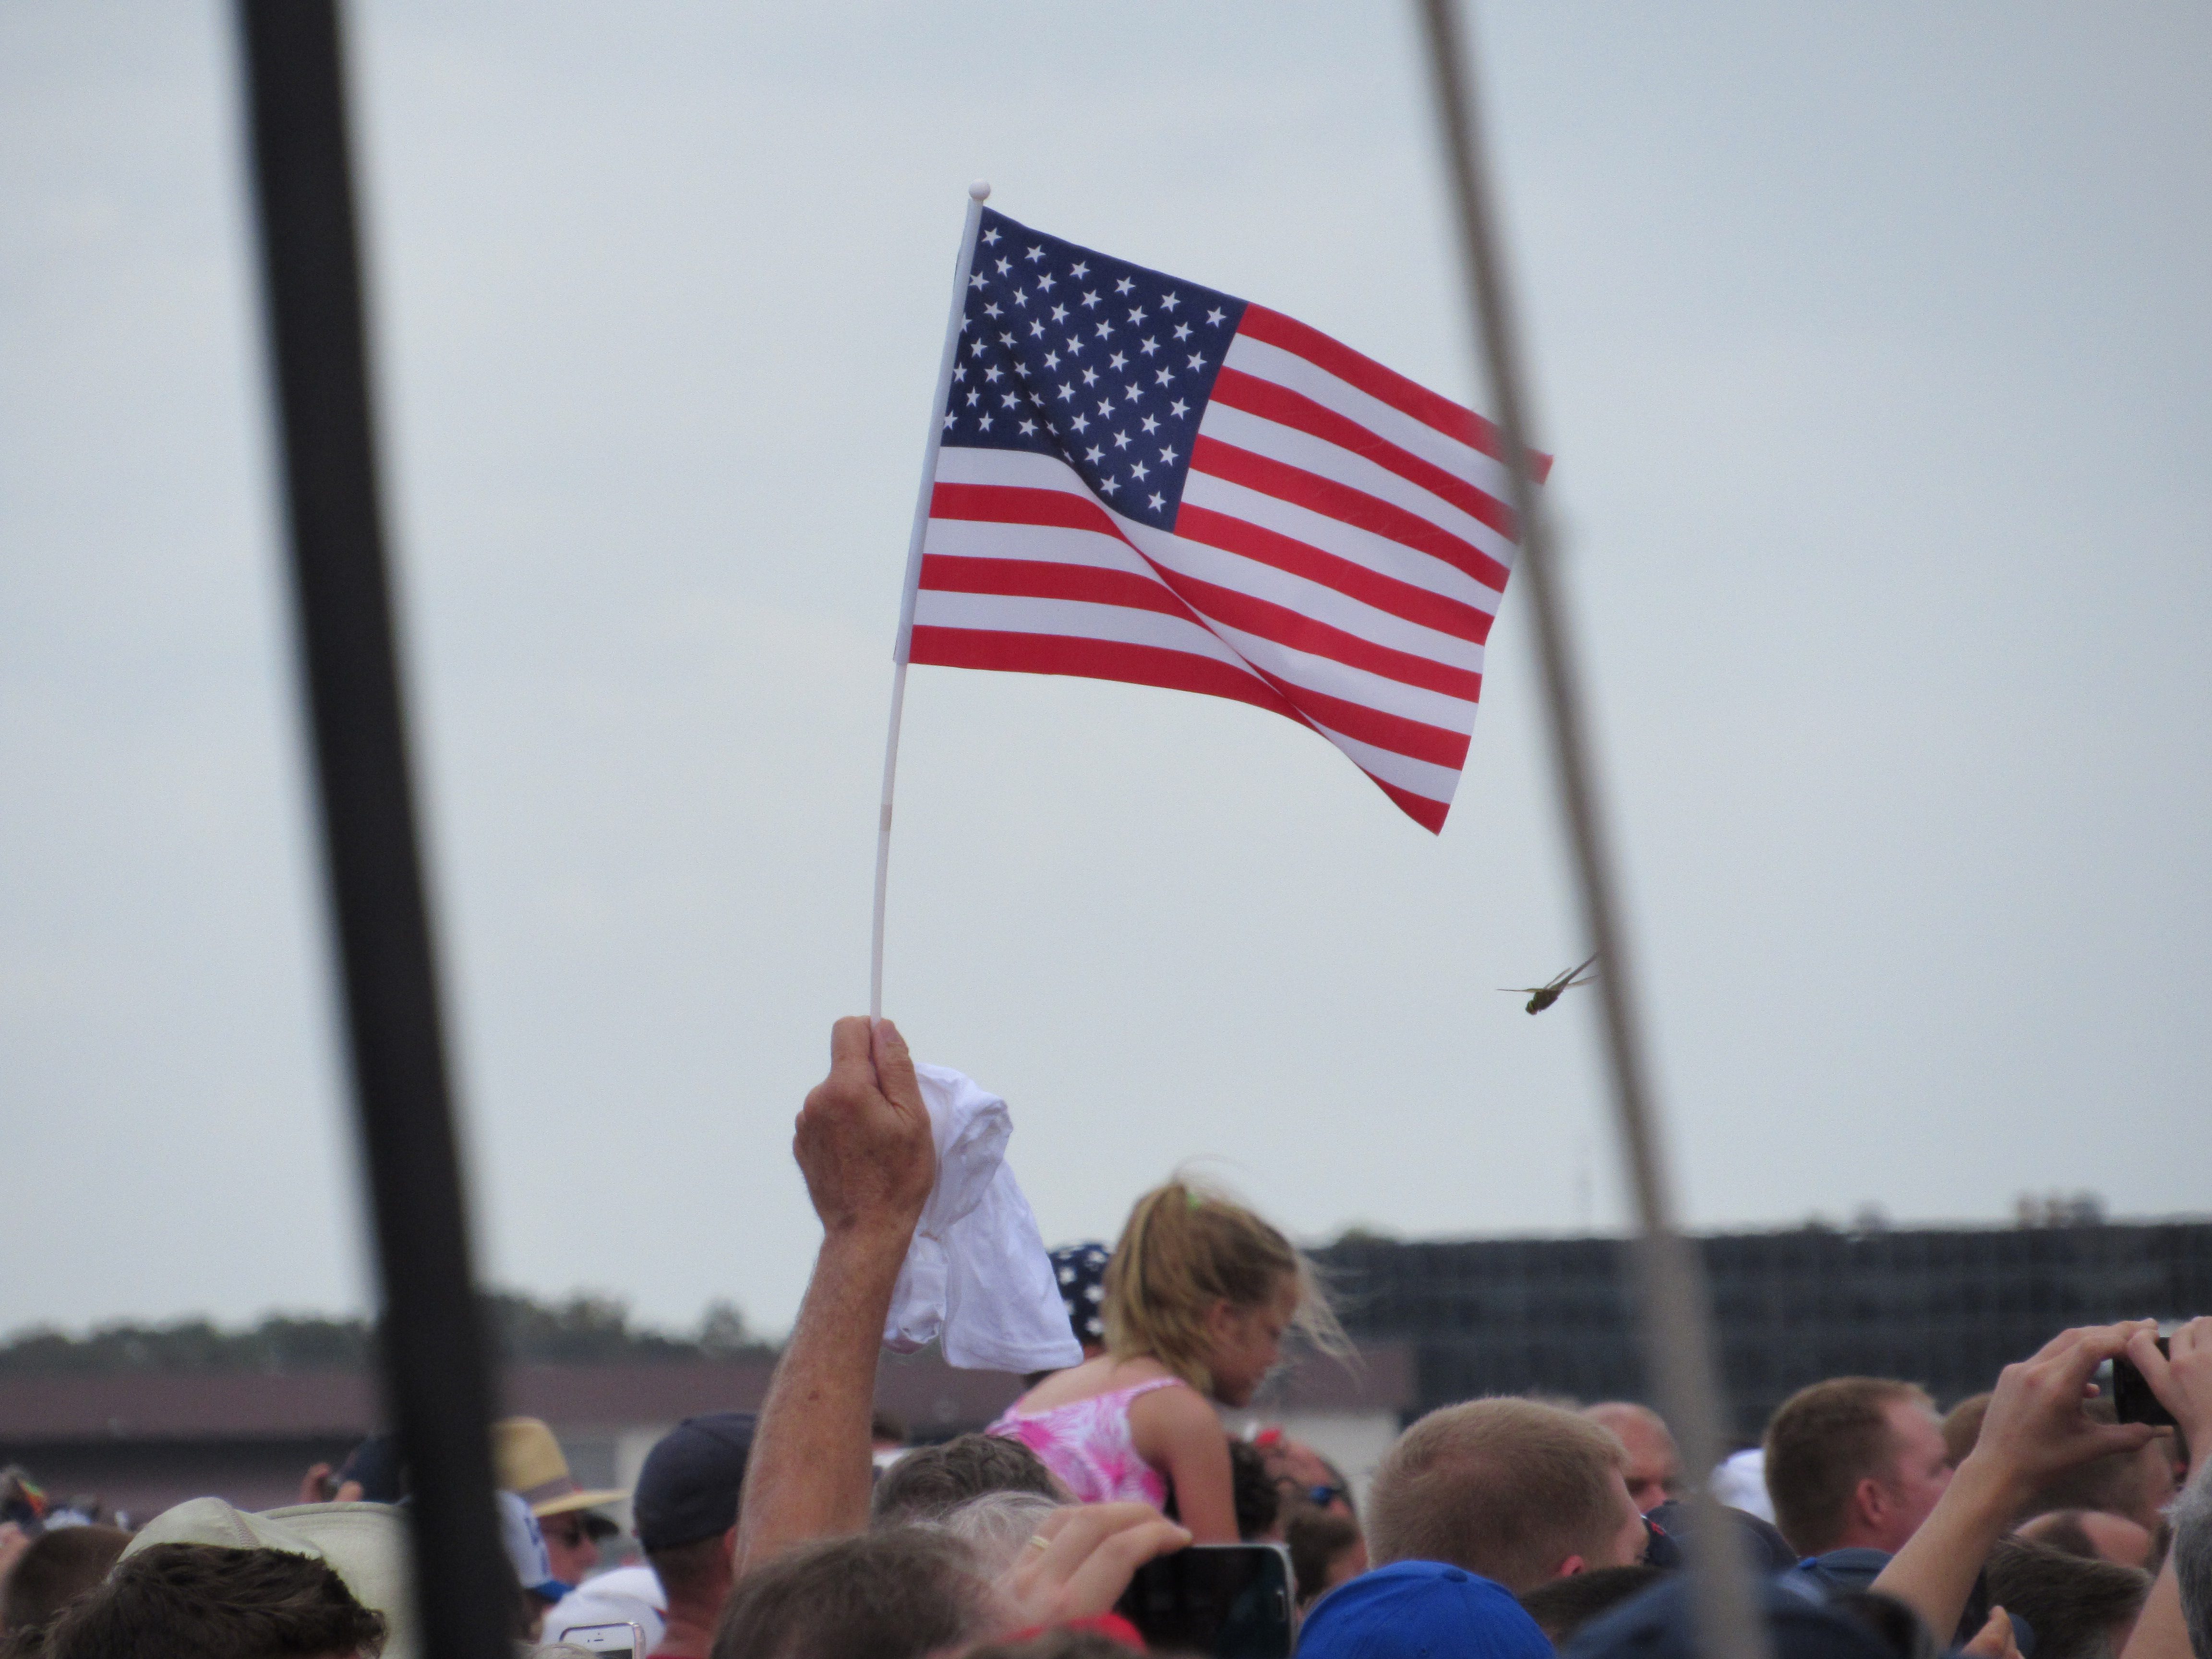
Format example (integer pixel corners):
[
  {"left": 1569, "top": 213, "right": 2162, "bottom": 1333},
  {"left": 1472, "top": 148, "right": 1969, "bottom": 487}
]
[{"left": 883, "top": 1063, "right": 1083, "bottom": 1374}]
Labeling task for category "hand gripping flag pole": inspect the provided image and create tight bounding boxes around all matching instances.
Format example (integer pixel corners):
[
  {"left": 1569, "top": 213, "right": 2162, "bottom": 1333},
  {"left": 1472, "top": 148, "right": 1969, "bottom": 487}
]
[
  {"left": 873, "top": 181, "right": 994, "bottom": 1021},
  {"left": 1415, "top": 9, "right": 1772, "bottom": 1659}
]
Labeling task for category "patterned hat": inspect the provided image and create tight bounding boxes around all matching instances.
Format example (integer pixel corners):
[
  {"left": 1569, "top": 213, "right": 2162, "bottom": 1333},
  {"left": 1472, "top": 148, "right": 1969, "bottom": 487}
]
[{"left": 1051, "top": 1243, "right": 1112, "bottom": 1348}]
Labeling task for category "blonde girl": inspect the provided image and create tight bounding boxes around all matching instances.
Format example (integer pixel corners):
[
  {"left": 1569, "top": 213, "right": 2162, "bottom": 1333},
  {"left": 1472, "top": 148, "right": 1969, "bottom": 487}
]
[{"left": 986, "top": 1178, "right": 1344, "bottom": 1542}]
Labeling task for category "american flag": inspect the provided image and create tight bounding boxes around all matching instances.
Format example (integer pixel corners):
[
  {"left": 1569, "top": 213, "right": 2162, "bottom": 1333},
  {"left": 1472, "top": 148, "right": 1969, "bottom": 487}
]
[{"left": 906, "top": 209, "right": 1548, "bottom": 833}]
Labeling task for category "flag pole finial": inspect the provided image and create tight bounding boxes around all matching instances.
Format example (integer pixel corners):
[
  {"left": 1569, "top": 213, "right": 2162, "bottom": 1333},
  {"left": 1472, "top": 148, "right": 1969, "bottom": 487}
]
[{"left": 969, "top": 180, "right": 991, "bottom": 202}]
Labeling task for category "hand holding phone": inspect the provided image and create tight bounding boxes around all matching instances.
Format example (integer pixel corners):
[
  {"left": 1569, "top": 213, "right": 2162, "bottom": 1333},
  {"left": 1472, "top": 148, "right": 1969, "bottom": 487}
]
[{"left": 992, "top": 1501, "right": 1192, "bottom": 1632}]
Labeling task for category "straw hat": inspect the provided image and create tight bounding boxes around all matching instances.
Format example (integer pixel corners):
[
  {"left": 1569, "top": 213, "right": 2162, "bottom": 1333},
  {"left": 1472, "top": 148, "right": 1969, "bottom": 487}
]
[{"left": 492, "top": 1417, "right": 628, "bottom": 1518}]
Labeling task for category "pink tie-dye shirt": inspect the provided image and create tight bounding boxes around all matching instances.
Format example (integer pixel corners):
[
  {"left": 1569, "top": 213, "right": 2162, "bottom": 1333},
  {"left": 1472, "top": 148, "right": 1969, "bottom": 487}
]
[{"left": 986, "top": 1376, "right": 1191, "bottom": 1509}]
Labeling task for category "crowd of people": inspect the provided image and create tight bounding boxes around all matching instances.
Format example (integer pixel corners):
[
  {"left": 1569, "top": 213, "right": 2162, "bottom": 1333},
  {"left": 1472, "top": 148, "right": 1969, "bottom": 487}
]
[{"left": 1, "top": 1014, "right": 2208, "bottom": 1659}]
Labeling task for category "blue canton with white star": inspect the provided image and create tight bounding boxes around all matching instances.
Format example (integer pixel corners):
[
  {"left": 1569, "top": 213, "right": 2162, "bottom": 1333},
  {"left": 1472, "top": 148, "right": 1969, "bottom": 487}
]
[{"left": 941, "top": 209, "right": 1249, "bottom": 531}]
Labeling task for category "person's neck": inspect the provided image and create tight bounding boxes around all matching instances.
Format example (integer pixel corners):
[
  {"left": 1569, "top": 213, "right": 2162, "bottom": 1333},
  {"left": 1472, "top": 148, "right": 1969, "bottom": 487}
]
[
  {"left": 1827, "top": 1523, "right": 1899, "bottom": 1557},
  {"left": 653, "top": 1600, "right": 721, "bottom": 1658}
]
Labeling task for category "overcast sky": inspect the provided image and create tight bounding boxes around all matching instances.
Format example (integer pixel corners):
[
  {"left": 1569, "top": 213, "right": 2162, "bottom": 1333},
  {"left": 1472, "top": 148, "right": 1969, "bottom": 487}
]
[{"left": 4, "top": 2, "right": 2208, "bottom": 1342}]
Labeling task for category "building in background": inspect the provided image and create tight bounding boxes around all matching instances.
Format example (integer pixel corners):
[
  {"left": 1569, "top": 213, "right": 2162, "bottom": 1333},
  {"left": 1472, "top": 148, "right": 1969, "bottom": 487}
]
[
  {"left": 1316, "top": 1216, "right": 2212, "bottom": 1438},
  {"left": 10, "top": 1215, "right": 2206, "bottom": 1528}
]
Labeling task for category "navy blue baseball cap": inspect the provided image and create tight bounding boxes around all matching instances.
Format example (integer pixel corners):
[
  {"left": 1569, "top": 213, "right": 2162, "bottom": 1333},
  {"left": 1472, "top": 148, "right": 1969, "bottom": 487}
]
[
  {"left": 337, "top": 1432, "right": 407, "bottom": 1503},
  {"left": 1641, "top": 1499, "right": 1800, "bottom": 1575},
  {"left": 1299, "top": 1560, "right": 1556, "bottom": 1659},
  {"left": 1565, "top": 1571, "right": 1898, "bottom": 1659},
  {"left": 632, "top": 1412, "right": 756, "bottom": 1553}
]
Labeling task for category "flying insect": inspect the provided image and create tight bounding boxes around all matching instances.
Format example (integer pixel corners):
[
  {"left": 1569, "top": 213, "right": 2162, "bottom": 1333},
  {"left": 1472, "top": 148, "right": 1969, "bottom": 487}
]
[{"left": 1501, "top": 953, "right": 1599, "bottom": 1015}]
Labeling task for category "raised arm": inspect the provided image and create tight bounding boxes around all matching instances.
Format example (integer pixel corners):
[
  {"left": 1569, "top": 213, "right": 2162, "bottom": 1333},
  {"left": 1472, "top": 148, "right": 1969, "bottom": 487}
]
[
  {"left": 1872, "top": 1322, "right": 2164, "bottom": 1641},
  {"left": 2117, "top": 1317, "right": 2212, "bottom": 1659},
  {"left": 733, "top": 1017, "right": 935, "bottom": 1573},
  {"left": 1130, "top": 1385, "right": 1240, "bottom": 1543}
]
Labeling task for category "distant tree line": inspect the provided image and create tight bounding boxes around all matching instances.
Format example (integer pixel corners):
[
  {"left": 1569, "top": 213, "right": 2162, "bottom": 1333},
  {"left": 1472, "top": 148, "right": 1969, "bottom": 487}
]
[{"left": 0, "top": 1292, "right": 774, "bottom": 1375}]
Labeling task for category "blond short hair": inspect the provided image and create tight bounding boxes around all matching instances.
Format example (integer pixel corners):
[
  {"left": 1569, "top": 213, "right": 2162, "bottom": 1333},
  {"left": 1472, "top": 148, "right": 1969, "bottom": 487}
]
[
  {"left": 1102, "top": 1177, "right": 1344, "bottom": 1393},
  {"left": 1763, "top": 1377, "right": 1933, "bottom": 1555},
  {"left": 1367, "top": 1397, "right": 1630, "bottom": 1592}
]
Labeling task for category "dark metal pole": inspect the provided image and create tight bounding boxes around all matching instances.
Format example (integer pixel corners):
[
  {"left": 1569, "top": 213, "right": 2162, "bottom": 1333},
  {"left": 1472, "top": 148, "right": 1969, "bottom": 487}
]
[
  {"left": 234, "top": 6, "right": 507, "bottom": 1655},
  {"left": 1413, "top": 6, "right": 1771, "bottom": 1659}
]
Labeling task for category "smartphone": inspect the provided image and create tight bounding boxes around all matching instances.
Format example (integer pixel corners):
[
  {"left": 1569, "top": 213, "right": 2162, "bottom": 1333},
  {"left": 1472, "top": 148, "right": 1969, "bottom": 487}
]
[
  {"left": 2113, "top": 1338, "right": 2175, "bottom": 1428},
  {"left": 1114, "top": 1543, "right": 1294, "bottom": 1659},
  {"left": 552, "top": 1621, "right": 645, "bottom": 1658}
]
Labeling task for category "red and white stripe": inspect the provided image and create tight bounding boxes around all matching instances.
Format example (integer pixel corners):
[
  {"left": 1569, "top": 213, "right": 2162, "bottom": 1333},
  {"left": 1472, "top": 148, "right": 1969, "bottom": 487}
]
[{"left": 907, "top": 304, "right": 1550, "bottom": 833}]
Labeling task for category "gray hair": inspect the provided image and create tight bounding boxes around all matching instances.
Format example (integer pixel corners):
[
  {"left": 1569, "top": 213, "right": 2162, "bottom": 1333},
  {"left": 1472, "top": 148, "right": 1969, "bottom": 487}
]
[
  {"left": 927, "top": 1491, "right": 1069, "bottom": 1577},
  {"left": 2176, "top": 1460, "right": 2212, "bottom": 1659}
]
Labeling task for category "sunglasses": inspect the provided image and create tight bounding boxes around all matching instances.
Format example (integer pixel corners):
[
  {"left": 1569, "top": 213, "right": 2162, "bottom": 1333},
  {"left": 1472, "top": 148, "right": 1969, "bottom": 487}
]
[
  {"left": 1277, "top": 1478, "right": 1348, "bottom": 1509},
  {"left": 543, "top": 1513, "right": 618, "bottom": 1547}
]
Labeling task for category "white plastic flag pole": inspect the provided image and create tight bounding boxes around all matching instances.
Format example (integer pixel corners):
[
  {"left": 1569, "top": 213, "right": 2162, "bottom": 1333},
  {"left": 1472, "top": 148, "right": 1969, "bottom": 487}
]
[{"left": 872, "top": 180, "right": 992, "bottom": 1022}]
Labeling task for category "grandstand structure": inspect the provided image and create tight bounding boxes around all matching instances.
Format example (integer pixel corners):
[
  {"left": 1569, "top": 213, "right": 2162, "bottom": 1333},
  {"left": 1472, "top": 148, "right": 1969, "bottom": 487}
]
[{"left": 1314, "top": 1217, "right": 2212, "bottom": 1438}]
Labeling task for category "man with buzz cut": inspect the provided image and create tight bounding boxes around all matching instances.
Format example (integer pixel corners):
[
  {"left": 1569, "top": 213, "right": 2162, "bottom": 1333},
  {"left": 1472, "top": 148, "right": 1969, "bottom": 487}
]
[
  {"left": 1764, "top": 1377, "right": 1954, "bottom": 1562},
  {"left": 1364, "top": 1397, "right": 1649, "bottom": 1593},
  {"left": 1582, "top": 1401, "right": 1684, "bottom": 1514}
]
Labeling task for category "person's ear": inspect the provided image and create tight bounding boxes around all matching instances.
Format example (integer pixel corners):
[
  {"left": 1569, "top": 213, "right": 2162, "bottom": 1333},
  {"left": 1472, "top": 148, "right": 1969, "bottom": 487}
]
[
  {"left": 1202, "top": 1298, "right": 1239, "bottom": 1344},
  {"left": 1853, "top": 1475, "right": 1888, "bottom": 1527},
  {"left": 720, "top": 1524, "right": 739, "bottom": 1564},
  {"left": 1556, "top": 1554, "right": 1588, "bottom": 1578}
]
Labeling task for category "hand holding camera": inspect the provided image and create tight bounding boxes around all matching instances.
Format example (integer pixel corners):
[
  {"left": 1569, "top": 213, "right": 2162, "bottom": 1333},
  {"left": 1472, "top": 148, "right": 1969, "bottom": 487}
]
[{"left": 2121, "top": 1316, "right": 2212, "bottom": 1449}]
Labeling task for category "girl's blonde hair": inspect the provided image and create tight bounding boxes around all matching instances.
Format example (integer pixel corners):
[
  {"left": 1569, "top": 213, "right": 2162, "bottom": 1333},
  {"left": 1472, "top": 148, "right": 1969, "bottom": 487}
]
[{"left": 1101, "top": 1176, "right": 1348, "bottom": 1393}]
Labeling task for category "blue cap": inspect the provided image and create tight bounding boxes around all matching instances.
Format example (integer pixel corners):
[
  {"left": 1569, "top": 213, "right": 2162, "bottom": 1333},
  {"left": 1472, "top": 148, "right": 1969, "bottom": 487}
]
[
  {"left": 1641, "top": 1499, "right": 1799, "bottom": 1575},
  {"left": 496, "top": 1489, "right": 570, "bottom": 1601},
  {"left": 336, "top": 1431, "right": 407, "bottom": 1503},
  {"left": 1298, "top": 1561, "right": 1556, "bottom": 1659}
]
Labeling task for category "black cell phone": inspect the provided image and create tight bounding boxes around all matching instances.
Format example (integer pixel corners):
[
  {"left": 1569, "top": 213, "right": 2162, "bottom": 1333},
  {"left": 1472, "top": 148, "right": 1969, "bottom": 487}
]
[
  {"left": 1114, "top": 1543, "right": 1294, "bottom": 1659},
  {"left": 2113, "top": 1338, "right": 2175, "bottom": 1428}
]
